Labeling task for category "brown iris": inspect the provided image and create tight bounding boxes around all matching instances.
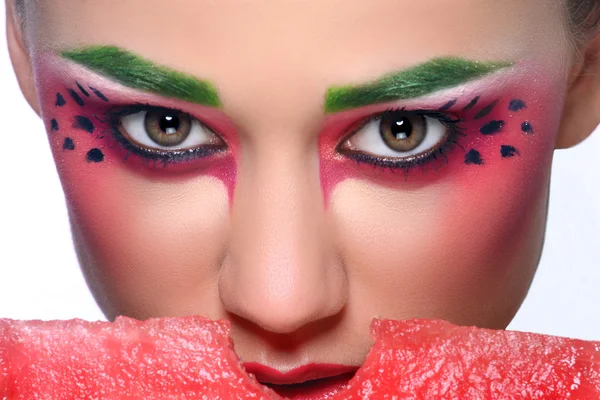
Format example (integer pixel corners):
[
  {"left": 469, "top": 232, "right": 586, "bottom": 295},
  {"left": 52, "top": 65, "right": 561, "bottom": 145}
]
[
  {"left": 144, "top": 109, "right": 192, "bottom": 147},
  {"left": 380, "top": 111, "right": 426, "bottom": 152}
]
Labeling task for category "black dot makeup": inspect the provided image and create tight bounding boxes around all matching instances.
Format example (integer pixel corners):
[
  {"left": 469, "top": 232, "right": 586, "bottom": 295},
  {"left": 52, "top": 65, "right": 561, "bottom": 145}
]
[
  {"left": 68, "top": 89, "right": 85, "bottom": 106},
  {"left": 464, "top": 149, "right": 484, "bottom": 165},
  {"left": 501, "top": 145, "right": 519, "bottom": 158},
  {"left": 86, "top": 148, "right": 105, "bottom": 163},
  {"left": 74, "top": 116, "right": 95, "bottom": 133},
  {"left": 462, "top": 96, "right": 480, "bottom": 111},
  {"left": 480, "top": 120, "right": 504, "bottom": 135},
  {"left": 63, "top": 137, "right": 75, "bottom": 151},
  {"left": 51, "top": 119, "right": 59, "bottom": 132},
  {"left": 508, "top": 99, "right": 526, "bottom": 112},
  {"left": 474, "top": 99, "right": 499, "bottom": 120},
  {"left": 56, "top": 93, "right": 66, "bottom": 107},
  {"left": 90, "top": 87, "right": 109, "bottom": 102},
  {"left": 521, "top": 122, "right": 534, "bottom": 135},
  {"left": 439, "top": 99, "right": 457, "bottom": 111},
  {"left": 76, "top": 82, "right": 90, "bottom": 97}
]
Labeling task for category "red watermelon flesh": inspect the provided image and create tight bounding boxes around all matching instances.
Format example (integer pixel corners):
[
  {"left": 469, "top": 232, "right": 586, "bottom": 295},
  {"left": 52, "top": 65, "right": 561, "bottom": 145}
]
[
  {"left": 0, "top": 316, "right": 277, "bottom": 399},
  {"left": 1, "top": 317, "right": 599, "bottom": 399},
  {"left": 333, "top": 319, "right": 600, "bottom": 399}
]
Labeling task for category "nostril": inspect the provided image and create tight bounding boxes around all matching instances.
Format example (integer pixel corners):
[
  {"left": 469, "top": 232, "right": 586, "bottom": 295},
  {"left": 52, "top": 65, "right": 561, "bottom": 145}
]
[
  {"left": 218, "top": 242, "right": 348, "bottom": 335},
  {"left": 221, "top": 285, "right": 339, "bottom": 334}
]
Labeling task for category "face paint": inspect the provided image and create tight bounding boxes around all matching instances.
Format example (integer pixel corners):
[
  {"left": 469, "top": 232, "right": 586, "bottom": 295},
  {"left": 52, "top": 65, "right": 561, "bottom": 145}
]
[
  {"left": 462, "top": 96, "right": 480, "bottom": 111},
  {"left": 500, "top": 145, "right": 519, "bottom": 158},
  {"left": 55, "top": 92, "right": 66, "bottom": 107},
  {"left": 86, "top": 148, "right": 105, "bottom": 163},
  {"left": 480, "top": 120, "right": 505, "bottom": 135},
  {"left": 439, "top": 99, "right": 457, "bottom": 111},
  {"left": 76, "top": 81, "right": 90, "bottom": 97},
  {"left": 62, "top": 46, "right": 222, "bottom": 107},
  {"left": 474, "top": 99, "right": 499, "bottom": 119},
  {"left": 35, "top": 52, "right": 239, "bottom": 205},
  {"left": 74, "top": 116, "right": 95, "bottom": 133},
  {"left": 68, "top": 88, "right": 85, "bottom": 106},
  {"left": 63, "top": 137, "right": 75, "bottom": 151},
  {"left": 522, "top": 121, "right": 534, "bottom": 135},
  {"left": 90, "top": 87, "right": 109, "bottom": 102},
  {"left": 508, "top": 99, "right": 527, "bottom": 112},
  {"left": 318, "top": 61, "right": 554, "bottom": 204},
  {"left": 324, "top": 58, "right": 512, "bottom": 113},
  {"left": 464, "top": 149, "right": 484, "bottom": 165}
]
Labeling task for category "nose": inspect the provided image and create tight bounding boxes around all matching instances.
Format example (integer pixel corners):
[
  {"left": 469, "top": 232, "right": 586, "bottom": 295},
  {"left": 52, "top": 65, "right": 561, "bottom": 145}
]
[{"left": 218, "top": 142, "right": 347, "bottom": 334}]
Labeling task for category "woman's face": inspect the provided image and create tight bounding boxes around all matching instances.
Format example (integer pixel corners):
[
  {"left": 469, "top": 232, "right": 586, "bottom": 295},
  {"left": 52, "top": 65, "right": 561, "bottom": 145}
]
[{"left": 8, "top": 0, "right": 582, "bottom": 377}]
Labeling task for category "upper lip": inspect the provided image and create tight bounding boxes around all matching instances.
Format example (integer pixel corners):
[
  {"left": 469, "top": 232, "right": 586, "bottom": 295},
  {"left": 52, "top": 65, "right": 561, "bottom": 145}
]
[{"left": 243, "top": 362, "right": 358, "bottom": 385}]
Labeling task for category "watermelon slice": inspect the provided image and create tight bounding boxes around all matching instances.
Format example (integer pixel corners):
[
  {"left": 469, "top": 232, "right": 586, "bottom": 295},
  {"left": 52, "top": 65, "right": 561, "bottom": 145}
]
[
  {"left": 334, "top": 319, "right": 600, "bottom": 399},
  {"left": 0, "top": 316, "right": 277, "bottom": 399},
  {"left": 1, "top": 317, "right": 598, "bottom": 399}
]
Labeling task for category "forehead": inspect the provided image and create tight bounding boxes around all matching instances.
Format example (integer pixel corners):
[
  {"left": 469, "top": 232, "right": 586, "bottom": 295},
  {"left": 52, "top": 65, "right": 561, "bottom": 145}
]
[
  {"left": 29, "top": 0, "right": 568, "bottom": 116},
  {"left": 32, "top": 1, "right": 566, "bottom": 57}
]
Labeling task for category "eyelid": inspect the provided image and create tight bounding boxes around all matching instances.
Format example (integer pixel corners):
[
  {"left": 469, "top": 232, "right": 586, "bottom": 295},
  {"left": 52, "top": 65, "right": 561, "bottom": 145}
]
[
  {"left": 337, "top": 107, "right": 462, "bottom": 149},
  {"left": 104, "top": 103, "right": 222, "bottom": 135}
]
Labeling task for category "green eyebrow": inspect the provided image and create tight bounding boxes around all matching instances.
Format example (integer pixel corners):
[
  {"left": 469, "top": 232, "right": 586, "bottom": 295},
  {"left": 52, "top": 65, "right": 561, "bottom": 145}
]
[
  {"left": 324, "top": 57, "right": 513, "bottom": 113},
  {"left": 61, "top": 46, "right": 221, "bottom": 107}
]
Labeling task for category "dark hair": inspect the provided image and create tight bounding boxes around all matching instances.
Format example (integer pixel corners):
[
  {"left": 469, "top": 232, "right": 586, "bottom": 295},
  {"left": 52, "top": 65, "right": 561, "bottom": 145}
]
[{"left": 568, "top": 0, "right": 600, "bottom": 44}]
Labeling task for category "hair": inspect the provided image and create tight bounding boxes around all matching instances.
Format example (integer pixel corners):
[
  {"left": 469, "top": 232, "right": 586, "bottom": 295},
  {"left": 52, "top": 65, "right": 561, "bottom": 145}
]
[
  {"left": 9, "top": 0, "right": 600, "bottom": 46},
  {"left": 568, "top": 0, "right": 600, "bottom": 44}
]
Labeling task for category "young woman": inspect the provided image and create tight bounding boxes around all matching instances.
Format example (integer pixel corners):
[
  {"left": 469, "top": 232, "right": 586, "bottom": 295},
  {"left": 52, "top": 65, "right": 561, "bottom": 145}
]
[{"left": 5, "top": 0, "right": 600, "bottom": 396}]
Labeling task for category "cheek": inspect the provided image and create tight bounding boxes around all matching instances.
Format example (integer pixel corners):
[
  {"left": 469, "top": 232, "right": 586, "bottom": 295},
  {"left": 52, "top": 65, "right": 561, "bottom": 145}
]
[
  {"left": 323, "top": 73, "right": 562, "bottom": 326},
  {"left": 34, "top": 62, "right": 236, "bottom": 317},
  {"left": 330, "top": 150, "right": 551, "bottom": 328},
  {"left": 64, "top": 166, "right": 230, "bottom": 318}
]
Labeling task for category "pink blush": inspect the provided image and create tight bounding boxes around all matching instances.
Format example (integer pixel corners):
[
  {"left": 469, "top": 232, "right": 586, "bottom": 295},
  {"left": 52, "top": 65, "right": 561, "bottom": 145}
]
[{"left": 33, "top": 53, "right": 239, "bottom": 205}]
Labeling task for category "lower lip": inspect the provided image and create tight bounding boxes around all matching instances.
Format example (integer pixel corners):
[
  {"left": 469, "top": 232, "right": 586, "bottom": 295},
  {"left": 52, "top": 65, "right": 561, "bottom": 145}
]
[{"left": 263, "top": 372, "right": 355, "bottom": 399}]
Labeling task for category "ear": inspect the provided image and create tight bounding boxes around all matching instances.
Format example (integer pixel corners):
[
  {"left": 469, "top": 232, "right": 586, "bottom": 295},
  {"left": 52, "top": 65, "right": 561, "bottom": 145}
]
[
  {"left": 5, "top": 0, "right": 41, "bottom": 116},
  {"left": 556, "top": 33, "right": 600, "bottom": 149}
]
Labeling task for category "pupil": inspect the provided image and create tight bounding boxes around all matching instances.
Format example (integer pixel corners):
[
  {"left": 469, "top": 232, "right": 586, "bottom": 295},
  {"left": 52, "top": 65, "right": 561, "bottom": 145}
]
[
  {"left": 391, "top": 117, "right": 412, "bottom": 140},
  {"left": 159, "top": 114, "right": 180, "bottom": 135}
]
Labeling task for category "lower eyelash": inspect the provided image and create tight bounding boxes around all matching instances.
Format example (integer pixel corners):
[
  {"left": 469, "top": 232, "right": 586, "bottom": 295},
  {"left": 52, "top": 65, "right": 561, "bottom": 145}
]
[
  {"left": 343, "top": 133, "right": 460, "bottom": 174},
  {"left": 109, "top": 125, "right": 226, "bottom": 165},
  {"left": 103, "top": 104, "right": 226, "bottom": 166},
  {"left": 339, "top": 109, "right": 466, "bottom": 174}
]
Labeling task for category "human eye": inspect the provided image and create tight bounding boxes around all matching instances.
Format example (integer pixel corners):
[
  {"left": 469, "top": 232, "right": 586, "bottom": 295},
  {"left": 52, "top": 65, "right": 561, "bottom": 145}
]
[
  {"left": 338, "top": 109, "right": 463, "bottom": 171},
  {"left": 107, "top": 105, "right": 227, "bottom": 163}
]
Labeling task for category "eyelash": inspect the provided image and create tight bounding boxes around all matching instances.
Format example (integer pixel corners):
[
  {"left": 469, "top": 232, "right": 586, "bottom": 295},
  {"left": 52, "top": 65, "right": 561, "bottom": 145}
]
[
  {"left": 337, "top": 107, "right": 466, "bottom": 173},
  {"left": 104, "top": 104, "right": 226, "bottom": 165},
  {"left": 102, "top": 103, "right": 465, "bottom": 173}
]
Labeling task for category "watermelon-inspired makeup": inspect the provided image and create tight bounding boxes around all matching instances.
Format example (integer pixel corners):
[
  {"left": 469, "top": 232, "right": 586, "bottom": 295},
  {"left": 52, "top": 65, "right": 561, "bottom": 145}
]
[
  {"left": 34, "top": 49, "right": 239, "bottom": 203},
  {"left": 62, "top": 46, "right": 222, "bottom": 107},
  {"left": 324, "top": 58, "right": 512, "bottom": 113},
  {"left": 317, "top": 59, "right": 558, "bottom": 205}
]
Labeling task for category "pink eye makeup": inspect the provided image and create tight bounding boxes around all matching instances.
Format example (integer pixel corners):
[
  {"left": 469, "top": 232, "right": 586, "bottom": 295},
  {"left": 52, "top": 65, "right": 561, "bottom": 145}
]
[
  {"left": 45, "top": 82, "right": 235, "bottom": 178},
  {"left": 36, "top": 46, "right": 232, "bottom": 169},
  {"left": 317, "top": 62, "right": 552, "bottom": 202},
  {"left": 323, "top": 92, "right": 534, "bottom": 175},
  {"left": 336, "top": 108, "right": 466, "bottom": 174},
  {"left": 103, "top": 104, "right": 227, "bottom": 166},
  {"left": 36, "top": 47, "right": 556, "bottom": 211},
  {"left": 34, "top": 51, "right": 241, "bottom": 203},
  {"left": 39, "top": 70, "right": 236, "bottom": 171}
]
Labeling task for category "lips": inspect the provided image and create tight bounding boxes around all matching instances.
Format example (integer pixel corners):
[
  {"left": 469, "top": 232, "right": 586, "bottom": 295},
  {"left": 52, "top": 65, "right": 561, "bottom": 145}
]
[{"left": 243, "top": 363, "right": 358, "bottom": 399}]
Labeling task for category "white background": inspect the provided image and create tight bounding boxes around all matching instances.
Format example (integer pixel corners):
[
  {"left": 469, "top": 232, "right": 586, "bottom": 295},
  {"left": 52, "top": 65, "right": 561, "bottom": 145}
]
[{"left": 0, "top": 3, "right": 599, "bottom": 340}]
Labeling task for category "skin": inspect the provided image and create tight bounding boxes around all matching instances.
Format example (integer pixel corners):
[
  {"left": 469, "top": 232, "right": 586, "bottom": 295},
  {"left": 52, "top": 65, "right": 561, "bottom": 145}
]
[{"left": 5, "top": 0, "right": 600, "bottom": 374}]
